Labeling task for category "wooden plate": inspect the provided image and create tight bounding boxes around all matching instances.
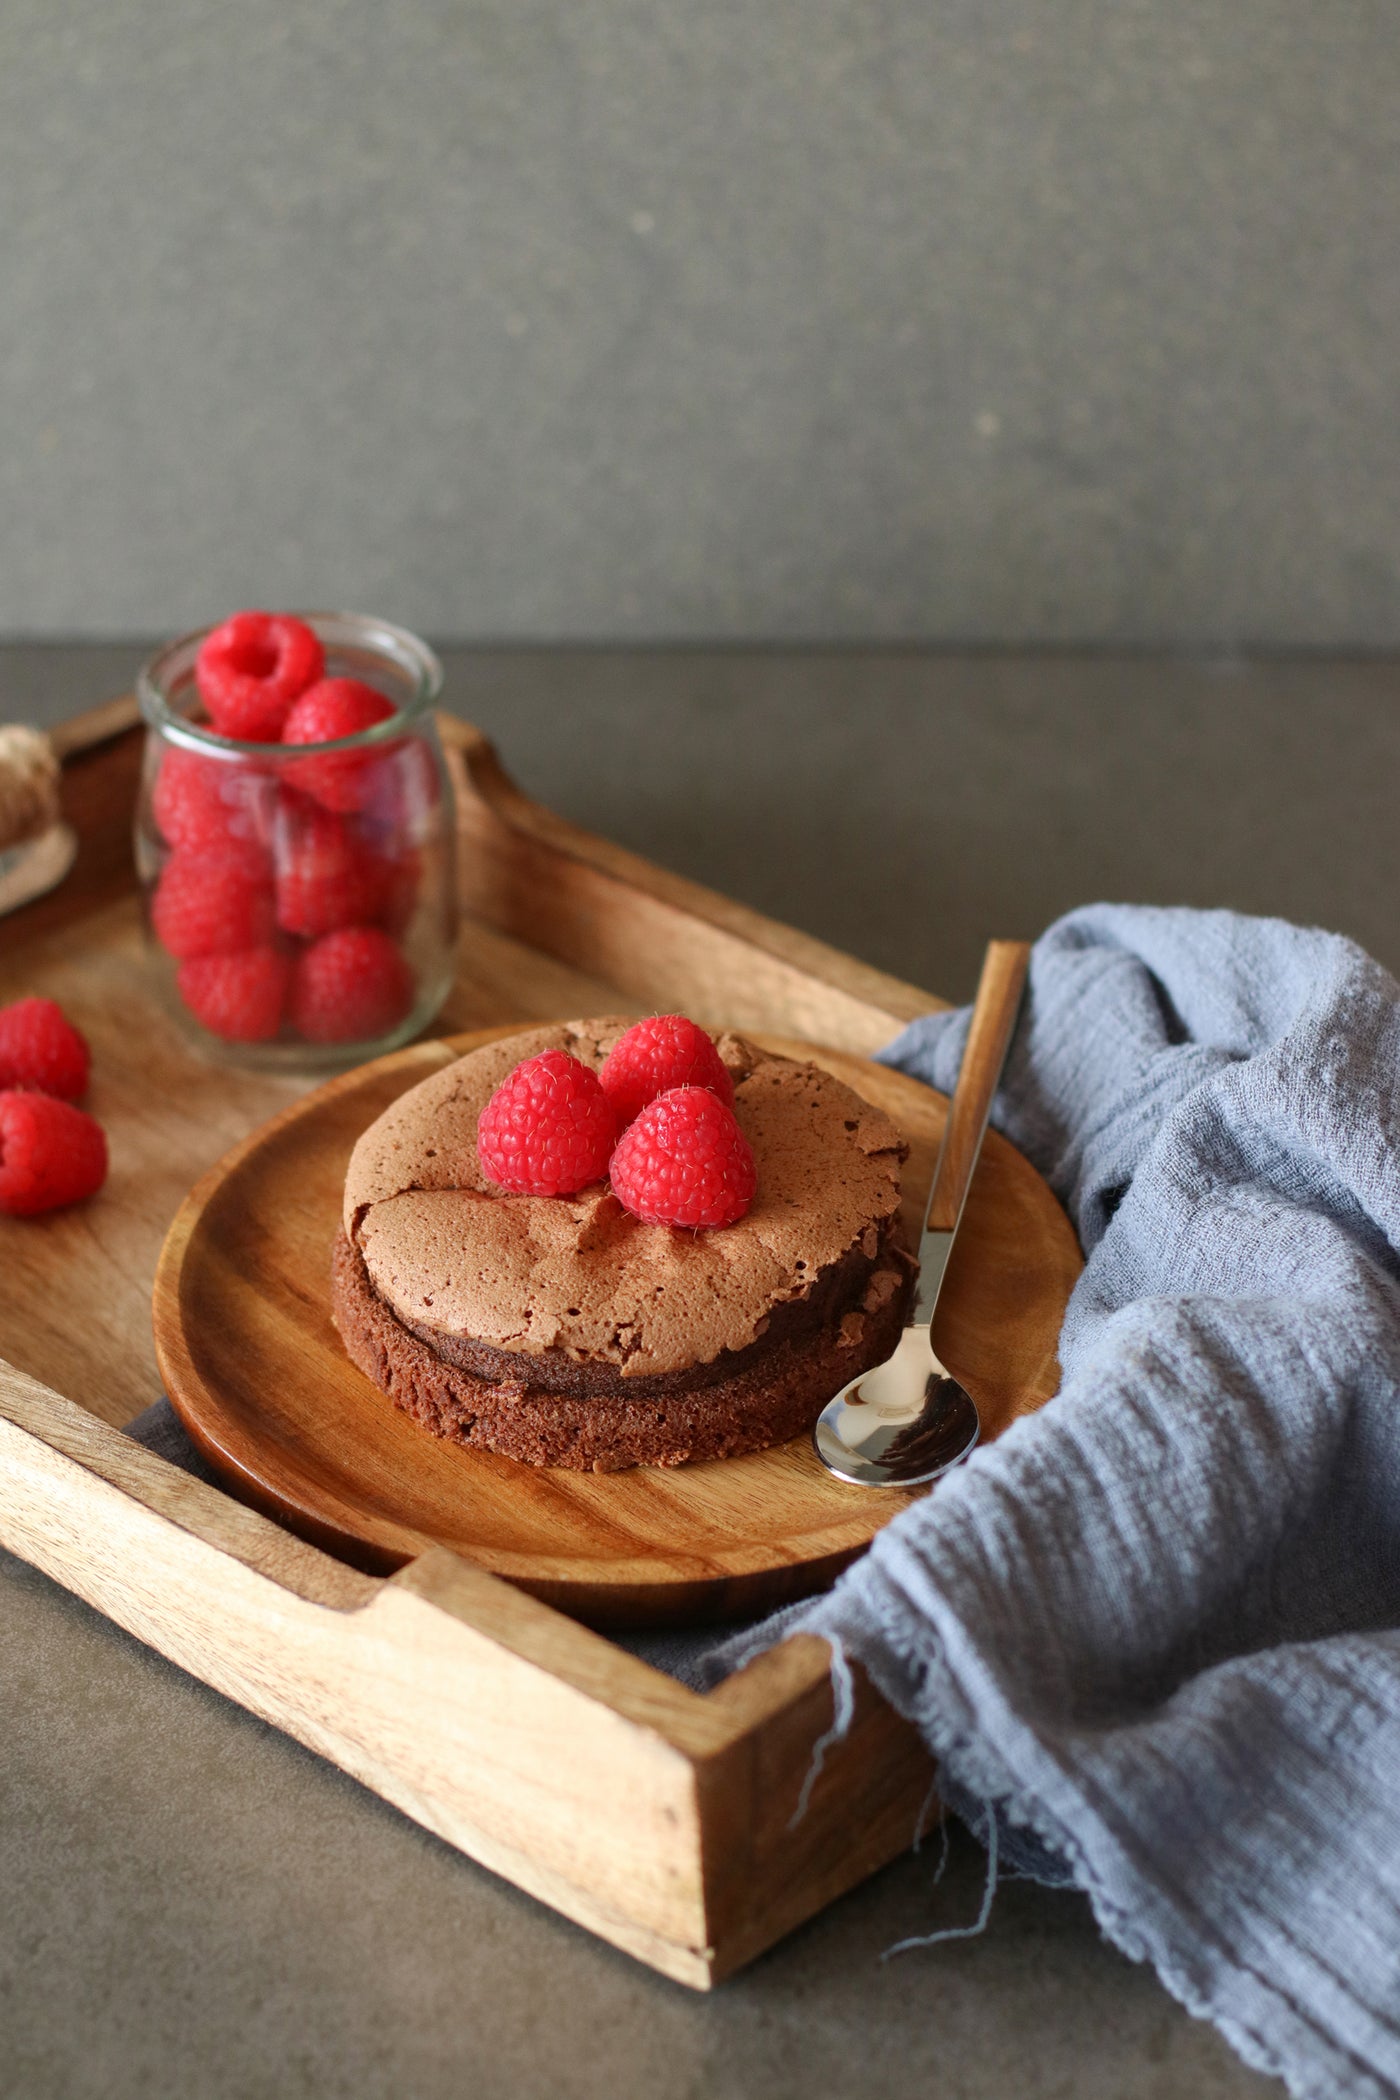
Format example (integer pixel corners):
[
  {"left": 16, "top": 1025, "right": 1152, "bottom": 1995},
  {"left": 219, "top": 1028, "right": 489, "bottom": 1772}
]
[{"left": 154, "top": 1029, "right": 1081, "bottom": 1627}]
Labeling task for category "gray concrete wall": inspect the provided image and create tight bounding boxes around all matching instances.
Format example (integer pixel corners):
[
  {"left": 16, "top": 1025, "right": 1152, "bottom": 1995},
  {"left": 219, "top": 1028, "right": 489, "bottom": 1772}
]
[{"left": 3, "top": 1, "right": 1398, "bottom": 645}]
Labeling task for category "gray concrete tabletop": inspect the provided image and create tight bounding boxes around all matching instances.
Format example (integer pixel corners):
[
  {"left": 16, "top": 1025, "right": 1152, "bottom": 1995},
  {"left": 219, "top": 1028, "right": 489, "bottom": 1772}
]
[{"left": 3, "top": 645, "right": 1397, "bottom": 2100}]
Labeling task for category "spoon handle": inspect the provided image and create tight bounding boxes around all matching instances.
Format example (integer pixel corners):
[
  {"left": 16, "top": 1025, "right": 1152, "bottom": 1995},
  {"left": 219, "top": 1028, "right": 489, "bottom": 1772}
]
[{"left": 923, "top": 940, "right": 1031, "bottom": 1237}]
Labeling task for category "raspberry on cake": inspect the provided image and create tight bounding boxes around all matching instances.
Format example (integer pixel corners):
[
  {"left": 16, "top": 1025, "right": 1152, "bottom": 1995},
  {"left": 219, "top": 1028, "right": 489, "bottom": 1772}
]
[
  {"left": 598, "top": 1014, "right": 734, "bottom": 1126},
  {"left": 331, "top": 1017, "right": 914, "bottom": 1472},
  {"left": 477, "top": 1049, "right": 618, "bottom": 1196},
  {"left": 609, "top": 1085, "right": 756, "bottom": 1228}
]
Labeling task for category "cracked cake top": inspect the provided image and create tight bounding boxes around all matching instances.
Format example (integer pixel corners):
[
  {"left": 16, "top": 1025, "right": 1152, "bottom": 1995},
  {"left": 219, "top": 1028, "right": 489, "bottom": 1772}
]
[{"left": 343, "top": 1018, "right": 908, "bottom": 1379}]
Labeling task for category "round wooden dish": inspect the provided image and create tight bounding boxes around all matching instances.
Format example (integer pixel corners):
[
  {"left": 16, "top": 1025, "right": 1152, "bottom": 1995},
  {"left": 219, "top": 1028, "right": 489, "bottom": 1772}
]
[{"left": 154, "top": 1028, "right": 1082, "bottom": 1628}]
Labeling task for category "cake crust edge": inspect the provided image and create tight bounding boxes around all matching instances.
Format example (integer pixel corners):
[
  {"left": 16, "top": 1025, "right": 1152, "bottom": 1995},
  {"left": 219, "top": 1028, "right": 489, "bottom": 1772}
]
[{"left": 331, "top": 1230, "right": 913, "bottom": 1472}]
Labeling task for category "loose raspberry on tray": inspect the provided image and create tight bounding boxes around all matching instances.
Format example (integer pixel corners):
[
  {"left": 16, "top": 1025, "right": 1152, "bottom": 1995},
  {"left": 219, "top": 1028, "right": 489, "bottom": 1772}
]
[
  {"left": 151, "top": 841, "right": 277, "bottom": 961},
  {"left": 289, "top": 926, "right": 415, "bottom": 1044},
  {"left": 152, "top": 746, "right": 267, "bottom": 852},
  {"left": 195, "top": 611, "right": 324, "bottom": 742},
  {"left": 177, "top": 949, "right": 292, "bottom": 1044},
  {"left": 0, "top": 1090, "right": 108, "bottom": 1216},
  {"left": 609, "top": 1085, "right": 757, "bottom": 1230},
  {"left": 281, "top": 678, "right": 398, "bottom": 812},
  {"left": 477, "top": 1049, "right": 619, "bottom": 1197},
  {"left": 599, "top": 1015, "right": 734, "bottom": 1128},
  {"left": 0, "top": 997, "right": 91, "bottom": 1101}
]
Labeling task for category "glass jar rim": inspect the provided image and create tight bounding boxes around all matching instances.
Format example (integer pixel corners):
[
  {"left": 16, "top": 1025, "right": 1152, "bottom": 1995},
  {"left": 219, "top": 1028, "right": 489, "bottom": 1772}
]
[{"left": 136, "top": 610, "right": 444, "bottom": 759}]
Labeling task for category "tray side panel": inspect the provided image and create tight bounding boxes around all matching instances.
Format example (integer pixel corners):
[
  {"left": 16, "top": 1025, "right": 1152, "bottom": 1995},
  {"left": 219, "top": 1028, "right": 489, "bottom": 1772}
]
[
  {"left": 695, "top": 1635, "right": 940, "bottom": 1979},
  {"left": 16, "top": 704, "right": 940, "bottom": 1054},
  {"left": 0, "top": 1363, "right": 734, "bottom": 1983},
  {"left": 444, "top": 721, "right": 941, "bottom": 1053}
]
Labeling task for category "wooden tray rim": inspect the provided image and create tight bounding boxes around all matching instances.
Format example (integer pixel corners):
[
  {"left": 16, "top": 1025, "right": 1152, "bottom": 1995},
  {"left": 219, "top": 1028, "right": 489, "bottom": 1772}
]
[{"left": 0, "top": 693, "right": 1075, "bottom": 1991}]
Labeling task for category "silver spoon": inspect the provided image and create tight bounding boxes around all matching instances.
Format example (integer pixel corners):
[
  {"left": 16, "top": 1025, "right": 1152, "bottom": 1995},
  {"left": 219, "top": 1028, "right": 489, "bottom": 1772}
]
[{"left": 813, "top": 939, "right": 1031, "bottom": 1488}]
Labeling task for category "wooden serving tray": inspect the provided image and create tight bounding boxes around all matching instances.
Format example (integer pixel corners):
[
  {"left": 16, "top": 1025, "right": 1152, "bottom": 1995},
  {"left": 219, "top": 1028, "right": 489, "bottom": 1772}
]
[{"left": 0, "top": 697, "right": 1082, "bottom": 1988}]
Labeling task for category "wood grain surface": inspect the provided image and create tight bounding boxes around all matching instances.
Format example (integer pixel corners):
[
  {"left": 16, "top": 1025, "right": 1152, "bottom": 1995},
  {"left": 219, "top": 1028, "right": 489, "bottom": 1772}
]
[{"left": 152, "top": 1029, "right": 1080, "bottom": 1626}]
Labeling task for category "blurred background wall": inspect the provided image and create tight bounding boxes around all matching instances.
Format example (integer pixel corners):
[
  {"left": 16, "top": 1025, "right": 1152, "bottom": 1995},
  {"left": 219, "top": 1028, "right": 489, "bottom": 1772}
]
[{"left": 3, "top": 0, "right": 1397, "bottom": 646}]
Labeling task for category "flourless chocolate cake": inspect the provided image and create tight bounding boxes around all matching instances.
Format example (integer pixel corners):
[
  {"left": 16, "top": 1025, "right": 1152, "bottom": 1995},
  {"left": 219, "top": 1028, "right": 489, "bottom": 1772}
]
[{"left": 332, "top": 1018, "right": 913, "bottom": 1471}]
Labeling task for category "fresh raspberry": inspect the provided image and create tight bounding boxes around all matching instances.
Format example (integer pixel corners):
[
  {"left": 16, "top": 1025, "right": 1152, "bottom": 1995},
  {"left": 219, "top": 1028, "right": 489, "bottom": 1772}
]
[
  {"left": 280, "top": 678, "right": 398, "bottom": 813},
  {"left": 355, "top": 736, "right": 443, "bottom": 832},
  {"left": 609, "top": 1086, "right": 756, "bottom": 1230},
  {"left": 598, "top": 1015, "right": 734, "bottom": 1129},
  {"left": 0, "top": 998, "right": 90, "bottom": 1101},
  {"left": 176, "top": 949, "right": 291, "bottom": 1044},
  {"left": 288, "top": 927, "right": 416, "bottom": 1044},
  {"left": 477, "top": 1050, "right": 619, "bottom": 1197},
  {"left": 377, "top": 846, "right": 422, "bottom": 936},
  {"left": 272, "top": 796, "right": 397, "bottom": 940},
  {"left": 152, "top": 747, "right": 267, "bottom": 851},
  {"left": 195, "top": 611, "right": 324, "bottom": 742},
  {"left": 151, "top": 841, "right": 276, "bottom": 960},
  {"left": 0, "top": 1091, "right": 107, "bottom": 1216}
]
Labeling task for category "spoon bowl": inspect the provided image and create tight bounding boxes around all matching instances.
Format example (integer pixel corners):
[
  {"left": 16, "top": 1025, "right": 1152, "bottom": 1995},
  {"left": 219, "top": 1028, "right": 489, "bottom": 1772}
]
[
  {"left": 812, "top": 939, "right": 1031, "bottom": 1490},
  {"left": 812, "top": 1327, "right": 980, "bottom": 1487}
]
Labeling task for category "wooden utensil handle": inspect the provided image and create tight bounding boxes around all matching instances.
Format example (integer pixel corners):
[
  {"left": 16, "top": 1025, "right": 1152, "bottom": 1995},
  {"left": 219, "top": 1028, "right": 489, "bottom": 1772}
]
[{"left": 923, "top": 940, "right": 1032, "bottom": 1234}]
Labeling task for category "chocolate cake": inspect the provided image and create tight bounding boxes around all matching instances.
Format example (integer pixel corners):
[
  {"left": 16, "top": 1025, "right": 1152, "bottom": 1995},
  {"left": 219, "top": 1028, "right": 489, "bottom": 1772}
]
[{"left": 332, "top": 1018, "right": 913, "bottom": 1471}]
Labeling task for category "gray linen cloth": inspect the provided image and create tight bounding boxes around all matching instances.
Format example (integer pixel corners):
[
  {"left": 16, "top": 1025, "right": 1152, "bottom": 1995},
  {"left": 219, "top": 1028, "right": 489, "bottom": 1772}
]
[{"left": 712, "top": 904, "right": 1400, "bottom": 2100}]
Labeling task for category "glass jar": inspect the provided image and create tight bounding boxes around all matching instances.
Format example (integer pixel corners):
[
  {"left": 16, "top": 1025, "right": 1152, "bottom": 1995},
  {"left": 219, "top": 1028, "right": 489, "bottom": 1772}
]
[{"left": 135, "top": 611, "right": 456, "bottom": 1070}]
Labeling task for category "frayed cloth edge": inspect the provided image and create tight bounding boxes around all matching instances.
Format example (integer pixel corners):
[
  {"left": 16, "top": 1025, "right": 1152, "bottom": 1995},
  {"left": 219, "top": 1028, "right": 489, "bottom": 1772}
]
[
  {"left": 882, "top": 1813, "right": 1000, "bottom": 1959},
  {"left": 813, "top": 1598, "right": 1390, "bottom": 2100},
  {"left": 788, "top": 1639, "right": 856, "bottom": 1828}
]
